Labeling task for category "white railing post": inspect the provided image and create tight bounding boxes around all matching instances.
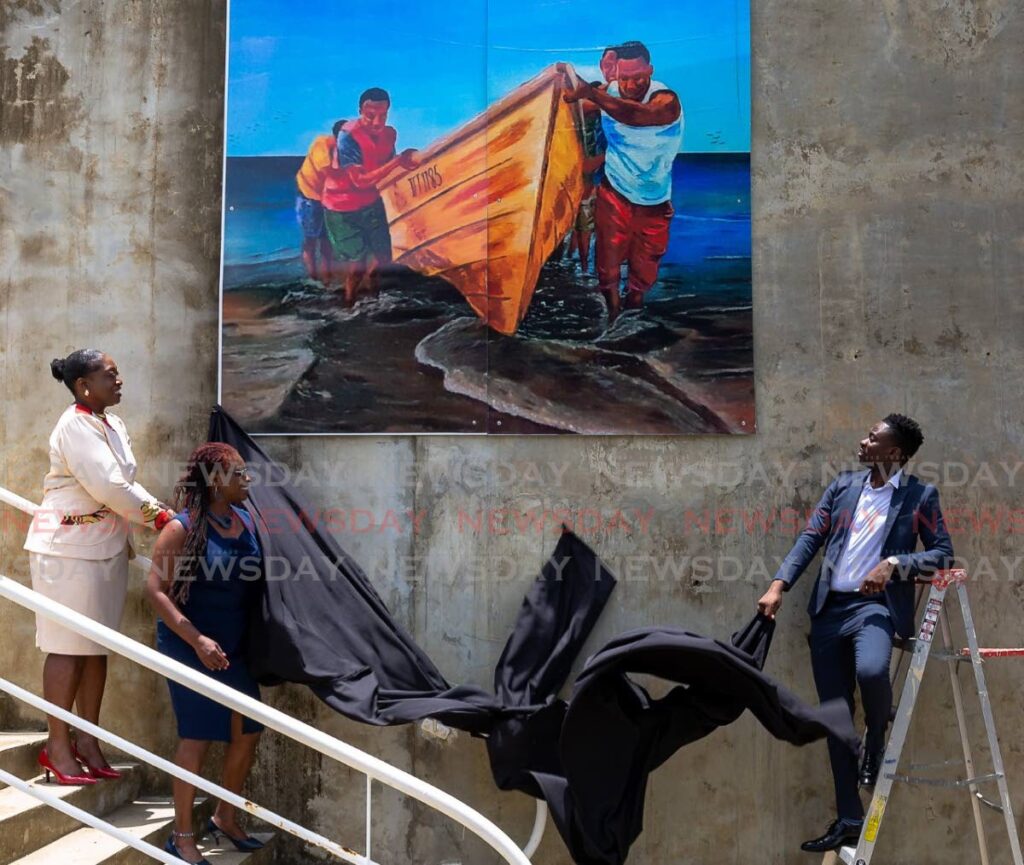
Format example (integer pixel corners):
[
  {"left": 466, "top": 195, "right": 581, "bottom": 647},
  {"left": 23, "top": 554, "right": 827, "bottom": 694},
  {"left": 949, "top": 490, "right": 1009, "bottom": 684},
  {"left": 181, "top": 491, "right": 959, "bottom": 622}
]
[{"left": 366, "top": 775, "right": 373, "bottom": 862}]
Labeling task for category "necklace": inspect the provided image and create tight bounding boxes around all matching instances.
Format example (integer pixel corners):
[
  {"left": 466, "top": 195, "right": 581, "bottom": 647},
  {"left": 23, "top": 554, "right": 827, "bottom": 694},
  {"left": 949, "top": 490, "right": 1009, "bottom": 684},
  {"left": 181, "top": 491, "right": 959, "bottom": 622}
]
[{"left": 208, "top": 510, "right": 233, "bottom": 530}]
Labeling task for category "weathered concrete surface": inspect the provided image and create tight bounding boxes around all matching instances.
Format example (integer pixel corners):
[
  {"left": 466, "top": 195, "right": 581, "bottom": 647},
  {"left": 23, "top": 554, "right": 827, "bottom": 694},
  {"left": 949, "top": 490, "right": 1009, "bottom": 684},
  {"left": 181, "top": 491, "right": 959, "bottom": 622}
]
[
  {"left": 1, "top": 1, "right": 1023, "bottom": 864},
  {"left": 0, "top": 0, "right": 226, "bottom": 768}
]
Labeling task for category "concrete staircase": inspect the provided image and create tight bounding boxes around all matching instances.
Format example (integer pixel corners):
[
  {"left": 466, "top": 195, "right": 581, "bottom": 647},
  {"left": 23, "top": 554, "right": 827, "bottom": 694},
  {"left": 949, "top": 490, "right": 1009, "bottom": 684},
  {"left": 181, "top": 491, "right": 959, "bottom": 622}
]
[{"left": 0, "top": 732, "right": 276, "bottom": 864}]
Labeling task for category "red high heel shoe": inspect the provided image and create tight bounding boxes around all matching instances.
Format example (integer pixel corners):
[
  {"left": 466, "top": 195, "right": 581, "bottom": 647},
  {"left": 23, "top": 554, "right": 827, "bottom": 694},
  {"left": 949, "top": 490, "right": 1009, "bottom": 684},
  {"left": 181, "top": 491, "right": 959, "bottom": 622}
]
[
  {"left": 72, "top": 744, "right": 123, "bottom": 780},
  {"left": 38, "top": 749, "right": 96, "bottom": 786}
]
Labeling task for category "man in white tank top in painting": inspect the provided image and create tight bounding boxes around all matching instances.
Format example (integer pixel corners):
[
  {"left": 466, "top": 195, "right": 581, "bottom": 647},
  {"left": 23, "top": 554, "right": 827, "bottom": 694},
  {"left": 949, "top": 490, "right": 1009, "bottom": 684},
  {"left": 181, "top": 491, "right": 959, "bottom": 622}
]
[{"left": 563, "top": 41, "right": 683, "bottom": 321}]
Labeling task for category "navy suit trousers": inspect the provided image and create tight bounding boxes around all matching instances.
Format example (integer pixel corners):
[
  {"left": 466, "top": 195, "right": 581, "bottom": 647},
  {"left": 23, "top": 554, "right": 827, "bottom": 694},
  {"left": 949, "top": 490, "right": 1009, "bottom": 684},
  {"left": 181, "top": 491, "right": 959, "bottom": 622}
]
[{"left": 810, "top": 592, "right": 894, "bottom": 821}]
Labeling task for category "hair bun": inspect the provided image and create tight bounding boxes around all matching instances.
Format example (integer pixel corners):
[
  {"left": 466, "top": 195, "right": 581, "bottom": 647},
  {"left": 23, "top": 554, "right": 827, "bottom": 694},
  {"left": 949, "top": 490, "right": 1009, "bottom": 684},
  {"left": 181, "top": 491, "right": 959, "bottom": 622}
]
[{"left": 50, "top": 358, "right": 66, "bottom": 382}]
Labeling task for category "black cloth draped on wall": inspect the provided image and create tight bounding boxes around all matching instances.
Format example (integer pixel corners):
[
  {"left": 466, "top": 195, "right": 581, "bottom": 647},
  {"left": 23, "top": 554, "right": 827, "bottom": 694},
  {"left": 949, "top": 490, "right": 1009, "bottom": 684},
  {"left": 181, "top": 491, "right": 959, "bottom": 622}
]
[{"left": 208, "top": 405, "right": 857, "bottom": 865}]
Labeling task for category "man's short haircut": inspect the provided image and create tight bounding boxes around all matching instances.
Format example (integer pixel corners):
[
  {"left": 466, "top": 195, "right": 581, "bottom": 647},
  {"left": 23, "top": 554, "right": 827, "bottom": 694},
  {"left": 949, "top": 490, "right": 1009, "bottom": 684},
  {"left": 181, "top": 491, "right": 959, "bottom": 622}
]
[
  {"left": 332, "top": 119, "right": 346, "bottom": 136},
  {"left": 359, "top": 87, "right": 390, "bottom": 107},
  {"left": 883, "top": 413, "right": 924, "bottom": 460},
  {"left": 601, "top": 45, "right": 618, "bottom": 59},
  {"left": 615, "top": 41, "right": 650, "bottom": 65}
]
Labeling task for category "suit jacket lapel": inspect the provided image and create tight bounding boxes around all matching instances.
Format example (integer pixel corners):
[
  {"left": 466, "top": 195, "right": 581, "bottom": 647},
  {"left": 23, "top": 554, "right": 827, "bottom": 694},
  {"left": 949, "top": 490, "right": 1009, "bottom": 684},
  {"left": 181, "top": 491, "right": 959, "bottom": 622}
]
[
  {"left": 881, "top": 474, "right": 910, "bottom": 547},
  {"left": 825, "top": 471, "right": 868, "bottom": 578},
  {"left": 834, "top": 471, "right": 869, "bottom": 537}
]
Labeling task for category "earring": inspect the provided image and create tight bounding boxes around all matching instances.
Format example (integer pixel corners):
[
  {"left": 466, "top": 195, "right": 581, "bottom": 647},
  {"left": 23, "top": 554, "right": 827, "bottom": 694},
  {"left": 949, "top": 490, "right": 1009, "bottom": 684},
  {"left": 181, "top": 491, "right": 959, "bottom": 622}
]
[{"left": 84, "top": 389, "right": 90, "bottom": 396}]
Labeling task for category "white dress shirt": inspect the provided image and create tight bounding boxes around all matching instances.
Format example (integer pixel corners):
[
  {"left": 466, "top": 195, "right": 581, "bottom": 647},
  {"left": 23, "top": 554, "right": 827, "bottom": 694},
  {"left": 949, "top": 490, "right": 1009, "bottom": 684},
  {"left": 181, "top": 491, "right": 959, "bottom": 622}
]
[{"left": 830, "top": 469, "right": 902, "bottom": 592}]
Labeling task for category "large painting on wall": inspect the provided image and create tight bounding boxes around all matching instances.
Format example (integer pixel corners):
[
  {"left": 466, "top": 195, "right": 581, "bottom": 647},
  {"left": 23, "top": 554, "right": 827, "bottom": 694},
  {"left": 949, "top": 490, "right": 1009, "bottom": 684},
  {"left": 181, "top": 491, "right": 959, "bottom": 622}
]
[{"left": 219, "top": 0, "right": 753, "bottom": 435}]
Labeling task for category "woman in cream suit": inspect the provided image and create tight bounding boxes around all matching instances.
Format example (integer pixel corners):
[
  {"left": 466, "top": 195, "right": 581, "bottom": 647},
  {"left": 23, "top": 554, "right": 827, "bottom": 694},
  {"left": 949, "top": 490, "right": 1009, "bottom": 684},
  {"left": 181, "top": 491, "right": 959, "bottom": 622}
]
[{"left": 24, "top": 349, "right": 173, "bottom": 785}]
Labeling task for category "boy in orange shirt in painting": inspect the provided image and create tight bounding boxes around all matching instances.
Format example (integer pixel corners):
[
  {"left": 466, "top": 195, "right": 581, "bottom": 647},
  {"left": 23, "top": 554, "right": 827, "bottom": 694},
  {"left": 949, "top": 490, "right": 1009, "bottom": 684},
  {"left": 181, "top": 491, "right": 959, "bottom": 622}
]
[{"left": 295, "top": 120, "right": 344, "bottom": 283}]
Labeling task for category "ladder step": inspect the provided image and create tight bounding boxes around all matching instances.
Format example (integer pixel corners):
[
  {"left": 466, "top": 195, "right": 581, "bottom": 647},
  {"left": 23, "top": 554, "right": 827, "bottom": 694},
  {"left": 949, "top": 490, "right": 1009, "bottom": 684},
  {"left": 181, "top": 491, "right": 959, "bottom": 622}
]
[
  {"left": 978, "top": 795, "right": 1005, "bottom": 814},
  {"left": 902, "top": 758, "right": 962, "bottom": 771},
  {"left": 931, "top": 649, "right": 970, "bottom": 662},
  {"left": 886, "top": 770, "right": 1004, "bottom": 788},
  {"left": 837, "top": 844, "right": 858, "bottom": 864}
]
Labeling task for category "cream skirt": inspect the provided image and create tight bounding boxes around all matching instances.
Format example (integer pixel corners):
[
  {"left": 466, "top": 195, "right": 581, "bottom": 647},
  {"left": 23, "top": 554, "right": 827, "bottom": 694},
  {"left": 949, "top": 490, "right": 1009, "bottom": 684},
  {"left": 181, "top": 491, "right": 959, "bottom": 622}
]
[{"left": 29, "top": 548, "right": 130, "bottom": 655}]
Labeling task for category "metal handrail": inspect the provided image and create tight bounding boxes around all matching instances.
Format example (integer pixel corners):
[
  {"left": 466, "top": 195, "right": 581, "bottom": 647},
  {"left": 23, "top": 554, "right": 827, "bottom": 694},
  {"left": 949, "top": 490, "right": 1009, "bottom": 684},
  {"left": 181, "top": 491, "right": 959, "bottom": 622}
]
[
  {"left": 522, "top": 800, "right": 548, "bottom": 858},
  {"left": 0, "top": 486, "right": 41, "bottom": 515},
  {"left": 0, "top": 485, "right": 539, "bottom": 865},
  {"left": 0, "top": 575, "right": 531, "bottom": 865},
  {"left": 0, "top": 677, "right": 362, "bottom": 864}
]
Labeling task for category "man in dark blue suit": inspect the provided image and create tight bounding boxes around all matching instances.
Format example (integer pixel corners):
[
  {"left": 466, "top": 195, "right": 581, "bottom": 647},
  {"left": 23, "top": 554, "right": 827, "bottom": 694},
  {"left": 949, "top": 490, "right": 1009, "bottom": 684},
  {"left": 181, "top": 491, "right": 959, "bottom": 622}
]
[{"left": 758, "top": 414, "right": 954, "bottom": 853}]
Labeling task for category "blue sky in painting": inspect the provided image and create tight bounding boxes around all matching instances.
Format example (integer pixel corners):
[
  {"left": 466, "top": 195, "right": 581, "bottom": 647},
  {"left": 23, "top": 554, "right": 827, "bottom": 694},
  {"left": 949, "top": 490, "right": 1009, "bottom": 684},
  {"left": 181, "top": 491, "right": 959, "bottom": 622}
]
[{"left": 226, "top": 0, "right": 750, "bottom": 156}]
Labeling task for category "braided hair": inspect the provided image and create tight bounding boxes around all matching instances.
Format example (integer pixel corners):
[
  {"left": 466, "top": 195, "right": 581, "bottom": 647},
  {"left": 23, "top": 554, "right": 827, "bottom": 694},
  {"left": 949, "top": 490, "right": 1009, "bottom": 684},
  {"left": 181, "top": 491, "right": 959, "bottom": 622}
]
[{"left": 170, "top": 442, "right": 243, "bottom": 605}]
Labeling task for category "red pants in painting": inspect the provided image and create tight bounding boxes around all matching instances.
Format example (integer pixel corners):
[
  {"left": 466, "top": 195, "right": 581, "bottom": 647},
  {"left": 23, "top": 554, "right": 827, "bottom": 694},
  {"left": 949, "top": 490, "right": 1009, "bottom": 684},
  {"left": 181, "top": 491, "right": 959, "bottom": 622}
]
[{"left": 595, "top": 182, "right": 673, "bottom": 294}]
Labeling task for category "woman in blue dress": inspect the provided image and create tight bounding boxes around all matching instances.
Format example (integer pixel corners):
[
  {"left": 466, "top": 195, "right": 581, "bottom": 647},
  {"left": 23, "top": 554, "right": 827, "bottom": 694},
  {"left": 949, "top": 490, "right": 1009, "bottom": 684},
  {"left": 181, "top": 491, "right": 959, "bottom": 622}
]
[{"left": 146, "top": 442, "right": 265, "bottom": 864}]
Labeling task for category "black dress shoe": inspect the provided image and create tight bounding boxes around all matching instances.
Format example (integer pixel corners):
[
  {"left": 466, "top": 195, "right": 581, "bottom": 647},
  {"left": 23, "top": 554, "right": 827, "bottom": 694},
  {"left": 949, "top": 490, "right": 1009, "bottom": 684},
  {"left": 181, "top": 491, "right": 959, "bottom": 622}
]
[
  {"left": 859, "top": 748, "right": 883, "bottom": 787},
  {"left": 800, "top": 819, "right": 864, "bottom": 853}
]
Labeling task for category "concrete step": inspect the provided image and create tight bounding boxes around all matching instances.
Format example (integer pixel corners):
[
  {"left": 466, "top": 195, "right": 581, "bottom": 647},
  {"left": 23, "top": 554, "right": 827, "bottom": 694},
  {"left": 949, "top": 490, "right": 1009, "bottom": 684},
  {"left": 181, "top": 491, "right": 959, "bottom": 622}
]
[
  {"left": 0, "top": 734, "right": 48, "bottom": 787},
  {"left": 187, "top": 830, "right": 277, "bottom": 865},
  {"left": 0, "top": 763, "right": 141, "bottom": 865},
  {"left": 8, "top": 797, "right": 172, "bottom": 865},
  {"left": 6, "top": 795, "right": 275, "bottom": 865}
]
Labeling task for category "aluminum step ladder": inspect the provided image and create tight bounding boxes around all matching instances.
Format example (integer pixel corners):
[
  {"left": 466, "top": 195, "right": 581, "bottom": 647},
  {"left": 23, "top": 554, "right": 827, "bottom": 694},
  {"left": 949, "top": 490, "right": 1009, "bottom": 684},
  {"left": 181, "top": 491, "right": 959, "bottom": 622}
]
[{"left": 824, "top": 569, "right": 1023, "bottom": 865}]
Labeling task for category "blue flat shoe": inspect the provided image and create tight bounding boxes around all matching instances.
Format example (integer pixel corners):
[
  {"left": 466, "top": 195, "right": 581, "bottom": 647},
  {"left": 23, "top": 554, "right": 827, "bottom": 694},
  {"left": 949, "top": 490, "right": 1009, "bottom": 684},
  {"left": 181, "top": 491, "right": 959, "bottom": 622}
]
[
  {"left": 206, "top": 817, "right": 265, "bottom": 852},
  {"left": 164, "top": 834, "right": 211, "bottom": 864}
]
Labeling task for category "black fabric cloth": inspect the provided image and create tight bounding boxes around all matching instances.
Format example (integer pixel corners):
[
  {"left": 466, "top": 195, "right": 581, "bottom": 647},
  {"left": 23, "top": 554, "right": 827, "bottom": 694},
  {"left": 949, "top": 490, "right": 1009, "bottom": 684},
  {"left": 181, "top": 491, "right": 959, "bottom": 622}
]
[
  {"left": 534, "top": 621, "right": 859, "bottom": 864},
  {"left": 208, "top": 405, "right": 857, "bottom": 865},
  {"left": 208, "top": 405, "right": 614, "bottom": 734}
]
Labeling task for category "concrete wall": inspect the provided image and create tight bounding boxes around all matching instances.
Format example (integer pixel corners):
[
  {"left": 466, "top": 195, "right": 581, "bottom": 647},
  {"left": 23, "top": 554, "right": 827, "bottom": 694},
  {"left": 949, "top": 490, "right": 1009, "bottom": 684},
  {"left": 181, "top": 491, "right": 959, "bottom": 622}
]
[{"left": 2, "top": 2, "right": 1022, "bottom": 863}]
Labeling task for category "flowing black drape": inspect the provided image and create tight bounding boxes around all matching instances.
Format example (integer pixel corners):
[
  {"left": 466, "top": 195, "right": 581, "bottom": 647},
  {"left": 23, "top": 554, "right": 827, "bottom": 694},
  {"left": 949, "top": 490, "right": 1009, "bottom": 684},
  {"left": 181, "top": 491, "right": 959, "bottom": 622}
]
[
  {"left": 531, "top": 621, "right": 858, "bottom": 864},
  {"left": 209, "top": 405, "right": 613, "bottom": 733},
  {"left": 208, "top": 405, "right": 856, "bottom": 864}
]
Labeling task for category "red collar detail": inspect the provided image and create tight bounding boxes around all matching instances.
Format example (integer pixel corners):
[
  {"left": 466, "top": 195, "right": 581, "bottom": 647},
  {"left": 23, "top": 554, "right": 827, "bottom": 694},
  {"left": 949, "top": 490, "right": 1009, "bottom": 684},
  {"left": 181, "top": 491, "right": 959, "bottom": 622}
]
[{"left": 74, "top": 402, "right": 113, "bottom": 428}]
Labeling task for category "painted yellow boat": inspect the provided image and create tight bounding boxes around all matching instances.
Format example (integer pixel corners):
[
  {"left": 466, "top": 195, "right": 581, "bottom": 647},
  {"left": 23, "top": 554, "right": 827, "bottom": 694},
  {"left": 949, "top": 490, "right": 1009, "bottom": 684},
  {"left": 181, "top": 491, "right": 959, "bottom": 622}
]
[{"left": 378, "top": 66, "right": 584, "bottom": 336}]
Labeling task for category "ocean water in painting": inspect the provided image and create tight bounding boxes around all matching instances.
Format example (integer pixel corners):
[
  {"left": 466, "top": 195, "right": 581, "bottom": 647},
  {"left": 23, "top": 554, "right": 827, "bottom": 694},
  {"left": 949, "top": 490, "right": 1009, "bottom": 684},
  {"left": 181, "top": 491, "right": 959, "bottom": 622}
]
[{"left": 220, "top": 154, "right": 752, "bottom": 434}]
